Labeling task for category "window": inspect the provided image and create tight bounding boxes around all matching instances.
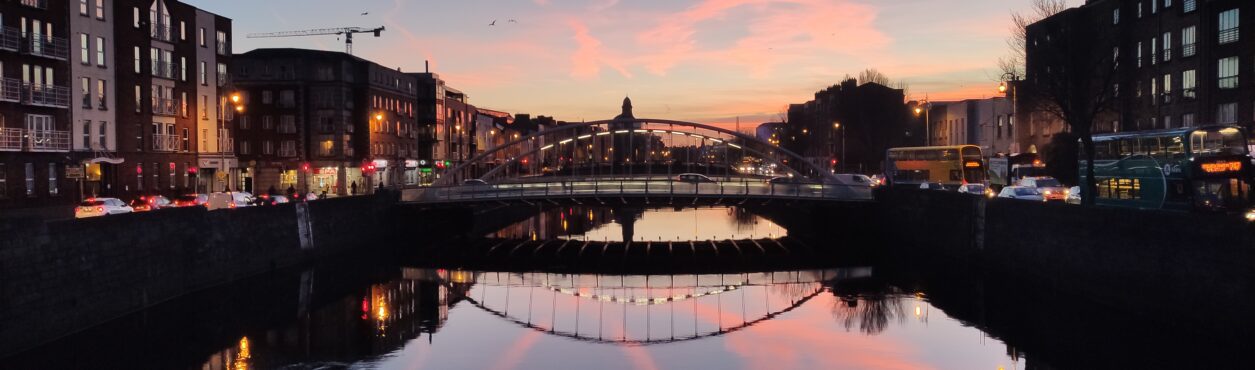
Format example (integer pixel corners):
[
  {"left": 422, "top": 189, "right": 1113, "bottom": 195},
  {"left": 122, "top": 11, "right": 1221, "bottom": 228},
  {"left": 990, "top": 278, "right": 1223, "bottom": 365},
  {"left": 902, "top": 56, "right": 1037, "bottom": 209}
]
[
  {"left": 1162, "top": 73, "right": 1172, "bottom": 103},
  {"left": 239, "top": 140, "right": 250, "bottom": 155},
  {"left": 168, "top": 162, "right": 175, "bottom": 189},
  {"left": 1163, "top": 115, "right": 1173, "bottom": 129},
  {"left": 80, "top": 34, "right": 90, "bottom": 64},
  {"left": 181, "top": 128, "right": 189, "bottom": 151},
  {"left": 1183, "top": 69, "right": 1197, "bottom": 98},
  {"left": 181, "top": 92, "right": 187, "bottom": 117},
  {"left": 80, "top": 77, "right": 91, "bottom": 108},
  {"left": 135, "top": 123, "right": 142, "bottom": 151},
  {"left": 1137, "top": 1, "right": 1143, "bottom": 18},
  {"left": 1162, "top": 32, "right": 1171, "bottom": 62},
  {"left": 199, "top": 61, "right": 206, "bottom": 85},
  {"left": 133, "top": 46, "right": 140, "bottom": 73},
  {"left": 263, "top": 140, "right": 273, "bottom": 155},
  {"left": 279, "top": 115, "right": 296, "bottom": 133},
  {"left": 262, "top": 90, "right": 273, "bottom": 104},
  {"left": 279, "top": 90, "right": 295, "bottom": 108},
  {"left": 1150, "top": 78, "right": 1158, "bottom": 105},
  {"left": 25, "top": 163, "right": 34, "bottom": 197},
  {"left": 1137, "top": 41, "right": 1143, "bottom": 68},
  {"left": 1164, "top": 0, "right": 1171, "bottom": 8},
  {"left": 262, "top": 116, "right": 274, "bottom": 130},
  {"left": 1183, "top": 0, "right": 1196, "bottom": 13},
  {"left": 180, "top": 21, "right": 185, "bottom": 40},
  {"left": 1183, "top": 113, "right": 1195, "bottom": 127},
  {"left": 48, "top": 163, "right": 57, "bottom": 196},
  {"left": 95, "top": 37, "right": 105, "bottom": 66},
  {"left": 98, "top": 121, "right": 107, "bottom": 149},
  {"left": 180, "top": 57, "right": 186, "bottom": 81},
  {"left": 135, "top": 164, "right": 143, "bottom": 190},
  {"left": 1113, "top": 8, "right": 1120, "bottom": 24},
  {"left": 198, "top": 27, "right": 205, "bottom": 47},
  {"left": 280, "top": 140, "right": 296, "bottom": 157},
  {"left": 1218, "top": 9, "right": 1239, "bottom": 44},
  {"left": 239, "top": 115, "right": 250, "bottom": 130},
  {"left": 151, "top": 163, "right": 158, "bottom": 188},
  {"left": 1151, "top": 37, "right": 1157, "bottom": 65},
  {"left": 1218, "top": 57, "right": 1239, "bottom": 89},
  {"left": 1217, "top": 103, "right": 1238, "bottom": 124},
  {"left": 132, "top": 7, "right": 139, "bottom": 28},
  {"left": 80, "top": 0, "right": 88, "bottom": 15},
  {"left": 96, "top": 80, "right": 106, "bottom": 109},
  {"left": 82, "top": 120, "right": 92, "bottom": 148}
]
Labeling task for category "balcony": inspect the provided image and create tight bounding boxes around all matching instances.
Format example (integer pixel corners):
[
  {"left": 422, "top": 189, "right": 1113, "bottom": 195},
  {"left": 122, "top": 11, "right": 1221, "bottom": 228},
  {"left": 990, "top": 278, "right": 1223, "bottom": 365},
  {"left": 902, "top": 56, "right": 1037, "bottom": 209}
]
[
  {"left": 152, "top": 97, "right": 181, "bottom": 116},
  {"left": 216, "top": 41, "right": 228, "bottom": 56},
  {"left": 151, "top": 133, "right": 180, "bottom": 152},
  {"left": 0, "top": 128, "right": 22, "bottom": 151},
  {"left": 25, "top": 129, "right": 70, "bottom": 152},
  {"left": 1182, "top": 43, "right": 1196, "bottom": 57},
  {"left": 1218, "top": 28, "right": 1239, "bottom": 45},
  {"left": 151, "top": 61, "right": 177, "bottom": 80},
  {"left": 24, "top": 34, "right": 69, "bottom": 60},
  {"left": 0, "top": 78, "right": 20, "bottom": 102},
  {"left": 217, "top": 72, "right": 228, "bottom": 87},
  {"left": 0, "top": 27, "right": 18, "bottom": 52},
  {"left": 151, "top": 24, "right": 172, "bottom": 42},
  {"left": 278, "top": 147, "right": 298, "bottom": 158},
  {"left": 23, "top": 83, "right": 69, "bottom": 108},
  {"left": 19, "top": 0, "right": 46, "bottom": 9}
]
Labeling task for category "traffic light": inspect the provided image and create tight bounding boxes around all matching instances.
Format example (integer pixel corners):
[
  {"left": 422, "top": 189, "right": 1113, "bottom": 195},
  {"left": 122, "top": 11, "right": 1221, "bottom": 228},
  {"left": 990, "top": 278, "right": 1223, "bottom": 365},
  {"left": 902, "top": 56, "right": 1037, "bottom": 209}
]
[{"left": 301, "top": 162, "right": 311, "bottom": 173}]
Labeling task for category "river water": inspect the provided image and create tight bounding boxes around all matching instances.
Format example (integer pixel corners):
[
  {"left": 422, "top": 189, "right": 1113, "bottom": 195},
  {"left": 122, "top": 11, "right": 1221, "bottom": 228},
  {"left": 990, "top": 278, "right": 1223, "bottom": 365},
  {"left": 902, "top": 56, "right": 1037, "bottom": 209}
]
[{"left": 4, "top": 206, "right": 1224, "bottom": 369}]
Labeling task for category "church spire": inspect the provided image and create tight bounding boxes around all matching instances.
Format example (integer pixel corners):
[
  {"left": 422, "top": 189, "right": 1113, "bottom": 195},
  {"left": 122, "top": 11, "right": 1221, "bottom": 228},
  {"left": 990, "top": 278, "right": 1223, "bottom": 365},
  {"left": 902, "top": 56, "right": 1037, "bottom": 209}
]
[{"left": 615, "top": 95, "right": 635, "bottom": 120}]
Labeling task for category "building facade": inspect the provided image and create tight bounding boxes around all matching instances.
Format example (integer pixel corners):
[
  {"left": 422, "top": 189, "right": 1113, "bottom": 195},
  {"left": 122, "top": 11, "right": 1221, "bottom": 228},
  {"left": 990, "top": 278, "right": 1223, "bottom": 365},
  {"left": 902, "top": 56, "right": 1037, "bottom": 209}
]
[
  {"left": 0, "top": 0, "right": 74, "bottom": 215},
  {"left": 232, "top": 48, "right": 419, "bottom": 196},
  {"left": 413, "top": 71, "right": 475, "bottom": 173},
  {"left": 784, "top": 79, "right": 915, "bottom": 173},
  {"left": 70, "top": 0, "right": 117, "bottom": 198},
  {"left": 1021, "top": 0, "right": 1254, "bottom": 152},
  {"left": 927, "top": 98, "right": 1016, "bottom": 155},
  {"left": 105, "top": 0, "right": 233, "bottom": 200}
]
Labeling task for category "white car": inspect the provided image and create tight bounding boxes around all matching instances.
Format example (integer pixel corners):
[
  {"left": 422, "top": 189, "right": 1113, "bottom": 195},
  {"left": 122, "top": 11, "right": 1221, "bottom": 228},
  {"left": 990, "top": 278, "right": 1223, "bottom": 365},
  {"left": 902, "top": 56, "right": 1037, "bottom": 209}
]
[
  {"left": 75, "top": 198, "right": 134, "bottom": 218},
  {"left": 958, "top": 183, "right": 993, "bottom": 198},
  {"left": 1017, "top": 177, "right": 1068, "bottom": 201},
  {"left": 1066, "top": 186, "right": 1082, "bottom": 204},
  {"left": 919, "top": 182, "right": 946, "bottom": 190},
  {"left": 207, "top": 191, "right": 255, "bottom": 210},
  {"left": 998, "top": 186, "right": 1045, "bottom": 201}
]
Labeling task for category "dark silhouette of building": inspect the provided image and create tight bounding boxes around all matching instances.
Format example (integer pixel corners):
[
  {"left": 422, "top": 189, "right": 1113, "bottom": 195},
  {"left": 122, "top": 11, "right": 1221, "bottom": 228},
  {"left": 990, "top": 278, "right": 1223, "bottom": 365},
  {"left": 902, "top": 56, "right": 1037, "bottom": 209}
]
[
  {"left": 1020, "top": 0, "right": 1254, "bottom": 153},
  {"left": 784, "top": 79, "right": 915, "bottom": 173},
  {"left": 232, "top": 48, "right": 419, "bottom": 195}
]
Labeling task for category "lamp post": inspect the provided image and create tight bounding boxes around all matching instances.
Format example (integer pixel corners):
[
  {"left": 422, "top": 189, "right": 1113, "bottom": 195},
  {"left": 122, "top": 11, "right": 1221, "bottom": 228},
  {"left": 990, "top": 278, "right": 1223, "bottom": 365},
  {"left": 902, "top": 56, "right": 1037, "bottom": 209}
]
[
  {"left": 914, "top": 101, "right": 931, "bottom": 146},
  {"left": 832, "top": 122, "right": 845, "bottom": 173},
  {"left": 217, "top": 92, "right": 243, "bottom": 193},
  {"left": 999, "top": 73, "right": 1019, "bottom": 153}
]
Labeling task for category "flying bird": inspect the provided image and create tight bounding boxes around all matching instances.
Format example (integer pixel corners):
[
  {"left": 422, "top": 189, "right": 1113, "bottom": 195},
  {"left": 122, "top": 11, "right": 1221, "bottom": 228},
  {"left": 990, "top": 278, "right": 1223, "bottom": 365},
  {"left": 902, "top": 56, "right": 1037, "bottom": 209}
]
[
  {"left": 508, "top": 19, "right": 518, "bottom": 23},
  {"left": 489, "top": 20, "right": 497, "bottom": 26},
  {"left": 361, "top": 12, "right": 369, "bottom": 15}
]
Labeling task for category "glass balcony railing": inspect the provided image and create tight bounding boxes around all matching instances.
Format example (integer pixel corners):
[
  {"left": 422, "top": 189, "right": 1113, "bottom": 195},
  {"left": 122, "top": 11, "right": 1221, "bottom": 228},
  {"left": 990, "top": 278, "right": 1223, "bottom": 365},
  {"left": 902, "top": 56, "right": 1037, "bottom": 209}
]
[
  {"left": 152, "top": 97, "right": 181, "bottom": 116},
  {"left": 25, "top": 129, "right": 70, "bottom": 152},
  {"left": 0, "top": 27, "right": 19, "bottom": 52},
  {"left": 151, "top": 133, "right": 180, "bottom": 152},
  {"left": 24, "top": 34, "right": 68, "bottom": 60},
  {"left": 23, "top": 82, "right": 69, "bottom": 108},
  {"left": 0, "top": 78, "right": 20, "bottom": 102}
]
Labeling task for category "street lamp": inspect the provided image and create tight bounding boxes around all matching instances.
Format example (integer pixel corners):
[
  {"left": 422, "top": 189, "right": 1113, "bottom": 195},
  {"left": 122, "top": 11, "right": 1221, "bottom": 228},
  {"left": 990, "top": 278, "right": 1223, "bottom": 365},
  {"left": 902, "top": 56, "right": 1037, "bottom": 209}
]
[
  {"left": 214, "top": 92, "right": 244, "bottom": 193},
  {"left": 832, "top": 122, "right": 845, "bottom": 173},
  {"left": 914, "top": 101, "right": 931, "bottom": 146}
]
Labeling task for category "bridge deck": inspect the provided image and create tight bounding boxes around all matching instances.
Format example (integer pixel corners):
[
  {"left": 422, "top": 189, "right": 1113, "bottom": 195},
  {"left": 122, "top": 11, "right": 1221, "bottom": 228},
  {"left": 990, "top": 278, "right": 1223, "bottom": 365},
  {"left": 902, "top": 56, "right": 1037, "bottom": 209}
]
[{"left": 403, "top": 178, "right": 874, "bottom": 204}]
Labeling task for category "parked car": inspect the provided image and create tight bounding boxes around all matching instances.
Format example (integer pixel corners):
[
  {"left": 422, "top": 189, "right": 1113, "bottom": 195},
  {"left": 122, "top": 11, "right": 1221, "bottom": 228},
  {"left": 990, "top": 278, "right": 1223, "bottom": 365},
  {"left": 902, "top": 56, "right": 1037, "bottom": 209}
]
[
  {"left": 172, "top": 194, "right": 209, "bottom": 207},
  {"left": 919, "top": 182, "right": 946, "bottom": 191},
  {"left": 958, "top": 183, "right": 993, "bottom": 198},
  {"left": 129, "top": 195, "right": 172, "bottom": 212},
  {"left": 676, "top": 173, "right": 716, "bottom": 183},
  {"left": 998, "top": 186, "right": 1045, "bottom": 201},
  {"left": 1017, "top": 176, "right": 1068, "bottom": 201},
  {"left": 75, "top": 198, "right": 134, "bottom": 218},
  {"left": 207, "top": 192, "right": 255, "bottom": 210},
  {"left": 253, "top": 194, "right": 291, "bottom": 206},
  {"left": 1066, "top": 186, "right": 1082, "bottom": 204}
]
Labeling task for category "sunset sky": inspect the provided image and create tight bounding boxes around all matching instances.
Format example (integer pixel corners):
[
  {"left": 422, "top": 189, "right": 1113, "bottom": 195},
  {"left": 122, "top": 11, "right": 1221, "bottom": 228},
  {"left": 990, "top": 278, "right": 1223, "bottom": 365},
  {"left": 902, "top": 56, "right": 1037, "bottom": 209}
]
[{"left": 188, "top": 0, "right": 1082, "bottom": 130}]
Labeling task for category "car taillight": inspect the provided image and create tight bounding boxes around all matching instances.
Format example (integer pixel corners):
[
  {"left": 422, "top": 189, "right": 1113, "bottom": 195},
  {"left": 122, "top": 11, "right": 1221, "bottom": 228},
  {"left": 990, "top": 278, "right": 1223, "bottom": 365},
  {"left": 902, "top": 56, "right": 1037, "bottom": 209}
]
[
  {"left": 229, "top": 203, "right": 236, "bottom": 209},
  {"left": 96, "top": 206, "right": 104, "bottom": 212}
]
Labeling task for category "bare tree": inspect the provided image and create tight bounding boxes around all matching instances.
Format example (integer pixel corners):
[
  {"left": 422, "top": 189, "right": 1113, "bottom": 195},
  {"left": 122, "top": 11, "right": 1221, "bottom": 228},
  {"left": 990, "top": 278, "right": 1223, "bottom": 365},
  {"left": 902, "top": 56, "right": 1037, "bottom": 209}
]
[
  {"left": 1002, "top": 0, "right": 1068, "bottom": 78},
  {"left": 857, "top": 69, "right": 892, "bottom": 86},
  {"left": 1018, "top": 10, "right": 1118, "bottom": 205}
]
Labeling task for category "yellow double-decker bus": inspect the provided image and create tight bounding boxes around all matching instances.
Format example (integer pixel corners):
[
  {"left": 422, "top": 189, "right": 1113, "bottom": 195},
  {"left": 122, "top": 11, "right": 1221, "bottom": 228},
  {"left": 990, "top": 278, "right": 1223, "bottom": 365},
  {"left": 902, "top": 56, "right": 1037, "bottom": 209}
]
[{"left": 885, "top": 145, "right": 986, "bottom": 188}]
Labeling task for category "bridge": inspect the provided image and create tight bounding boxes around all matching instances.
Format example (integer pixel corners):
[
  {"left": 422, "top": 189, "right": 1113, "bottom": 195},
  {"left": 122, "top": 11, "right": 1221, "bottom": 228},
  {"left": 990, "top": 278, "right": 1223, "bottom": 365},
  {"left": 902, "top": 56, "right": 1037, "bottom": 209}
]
[
  {"left": 408, "top": 268, "right": 873, "bottom": 346},
  {"left": 402, "top": 113, "right": 873, "bottom": 205}
]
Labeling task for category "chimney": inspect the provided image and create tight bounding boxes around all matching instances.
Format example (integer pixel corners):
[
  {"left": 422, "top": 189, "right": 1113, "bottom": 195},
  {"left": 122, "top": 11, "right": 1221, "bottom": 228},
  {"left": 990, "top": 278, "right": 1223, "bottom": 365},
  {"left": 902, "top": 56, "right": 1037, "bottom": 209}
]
[{"left": 425, "top": 60, "right": 429, "bottom": 73}]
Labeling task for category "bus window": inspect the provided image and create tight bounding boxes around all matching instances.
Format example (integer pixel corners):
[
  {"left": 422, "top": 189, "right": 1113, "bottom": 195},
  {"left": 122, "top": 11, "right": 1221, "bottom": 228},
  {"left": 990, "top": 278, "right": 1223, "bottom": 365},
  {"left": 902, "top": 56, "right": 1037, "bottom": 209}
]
[
  {"left": 1141, "top": 137, "right": 1162, "bottom": 157},
  {"left": 942, "top": 149, "right": 958, "bottom": 160},
  {"left": 961, "top": 147, "right": 982, "bottom": 159},
  {"left": 950, "top": 170, "right": 961, "bottom": 181},
  {"left": 964, "top": 167, "right": 985, "bottom": 183},
  {"left": 1190, "top": 128, "right": 1248, "bottom": 156},
  {"left": 1192, "top": 179, "right": 1247, "bottom": 210},
  {"left": 1165, "top": 136, "right": 1185, "bottom": 159},
  {"left": 1119, "top": 139, "right": 1139, "bottom": 157}
]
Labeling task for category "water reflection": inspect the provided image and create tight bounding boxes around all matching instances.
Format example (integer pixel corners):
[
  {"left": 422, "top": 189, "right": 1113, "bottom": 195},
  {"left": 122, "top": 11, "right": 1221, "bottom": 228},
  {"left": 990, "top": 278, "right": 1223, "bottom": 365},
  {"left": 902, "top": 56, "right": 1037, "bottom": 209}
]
[{"left": 490, "top": 206, "right": 789, "bottom": 242}]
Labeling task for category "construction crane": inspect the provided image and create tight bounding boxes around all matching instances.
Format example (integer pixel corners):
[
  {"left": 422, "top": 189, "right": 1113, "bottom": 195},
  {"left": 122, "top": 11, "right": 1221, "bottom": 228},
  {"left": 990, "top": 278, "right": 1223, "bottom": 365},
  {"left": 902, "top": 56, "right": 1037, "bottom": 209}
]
[{"left": 247, "top": 26, "right": 385, "bottom": 55}]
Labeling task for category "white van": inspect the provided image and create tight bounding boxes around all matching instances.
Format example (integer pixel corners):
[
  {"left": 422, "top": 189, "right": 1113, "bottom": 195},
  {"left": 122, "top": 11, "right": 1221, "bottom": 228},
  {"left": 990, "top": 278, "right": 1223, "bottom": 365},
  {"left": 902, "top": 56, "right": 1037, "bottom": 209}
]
[{"left": 207, "top": 192, "right": 254, "bottom": 210}]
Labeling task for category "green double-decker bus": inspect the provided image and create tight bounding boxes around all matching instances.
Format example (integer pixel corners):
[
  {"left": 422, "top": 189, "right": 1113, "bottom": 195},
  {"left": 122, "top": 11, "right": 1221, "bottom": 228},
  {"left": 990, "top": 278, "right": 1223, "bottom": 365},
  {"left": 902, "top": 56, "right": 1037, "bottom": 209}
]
[{"left": 1080, "top": 125, "right": 1252, "bottom": 212}]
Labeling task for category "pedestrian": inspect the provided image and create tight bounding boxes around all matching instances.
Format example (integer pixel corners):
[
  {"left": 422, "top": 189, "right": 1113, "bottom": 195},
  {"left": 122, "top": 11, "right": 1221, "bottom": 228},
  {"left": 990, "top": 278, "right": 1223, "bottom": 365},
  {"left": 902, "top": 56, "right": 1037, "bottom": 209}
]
[
  {"left": 350, "top": 181, "right": 358, "bottom": 195},
  {"left": 320, "top": 190, "right": 328, "bottom": 199}
]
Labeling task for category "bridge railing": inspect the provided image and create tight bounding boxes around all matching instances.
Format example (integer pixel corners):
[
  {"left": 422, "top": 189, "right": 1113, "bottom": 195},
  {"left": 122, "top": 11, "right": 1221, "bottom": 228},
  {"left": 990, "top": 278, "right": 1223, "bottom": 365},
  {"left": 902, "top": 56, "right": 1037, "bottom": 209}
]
[{"left": 411, "top": 177, "right": 874, "bottom": 203}]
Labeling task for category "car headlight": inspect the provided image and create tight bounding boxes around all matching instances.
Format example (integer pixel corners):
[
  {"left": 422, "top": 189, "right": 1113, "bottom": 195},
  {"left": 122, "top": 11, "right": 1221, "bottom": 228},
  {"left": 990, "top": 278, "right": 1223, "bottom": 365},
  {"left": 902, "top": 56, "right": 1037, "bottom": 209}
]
[{"left": 1245, "top": 209, "right": 1255, "bottom": 222}]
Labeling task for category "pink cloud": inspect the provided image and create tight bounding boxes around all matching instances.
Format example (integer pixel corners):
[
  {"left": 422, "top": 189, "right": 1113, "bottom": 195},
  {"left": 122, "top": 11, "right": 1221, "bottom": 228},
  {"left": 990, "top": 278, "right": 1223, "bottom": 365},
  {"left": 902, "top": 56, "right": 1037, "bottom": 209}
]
[{"left": 569, "top": 19, "right": 633, "bottom": 79}]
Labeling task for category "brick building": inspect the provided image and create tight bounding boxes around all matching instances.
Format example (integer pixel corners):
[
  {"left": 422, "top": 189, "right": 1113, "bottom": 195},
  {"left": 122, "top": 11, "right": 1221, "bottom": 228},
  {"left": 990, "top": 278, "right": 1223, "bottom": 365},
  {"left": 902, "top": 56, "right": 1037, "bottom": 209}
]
[
  {"left": 0, "top": 0, "right": 74, "bottom": 216},
  {"left": 1020, "top": 0, "right": 1254, "bottom": 152},
  {"left": 232, "top": 48, "right": 419, "bottom": 196}
]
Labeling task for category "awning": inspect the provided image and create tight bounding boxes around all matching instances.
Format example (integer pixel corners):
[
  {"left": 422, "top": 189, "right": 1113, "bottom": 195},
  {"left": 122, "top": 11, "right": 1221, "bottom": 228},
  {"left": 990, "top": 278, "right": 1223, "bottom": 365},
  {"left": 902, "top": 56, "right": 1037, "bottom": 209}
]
[{"left": 84, "top": 157, "right": 125, "bottom": 165}]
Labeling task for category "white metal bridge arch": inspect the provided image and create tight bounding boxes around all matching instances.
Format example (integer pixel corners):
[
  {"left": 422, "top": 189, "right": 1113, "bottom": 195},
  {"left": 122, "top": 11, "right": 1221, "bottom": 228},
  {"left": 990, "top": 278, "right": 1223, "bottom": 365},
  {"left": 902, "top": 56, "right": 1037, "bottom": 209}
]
[{"left": 435, "top": 118, "right": 832, "bottom": 186}]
